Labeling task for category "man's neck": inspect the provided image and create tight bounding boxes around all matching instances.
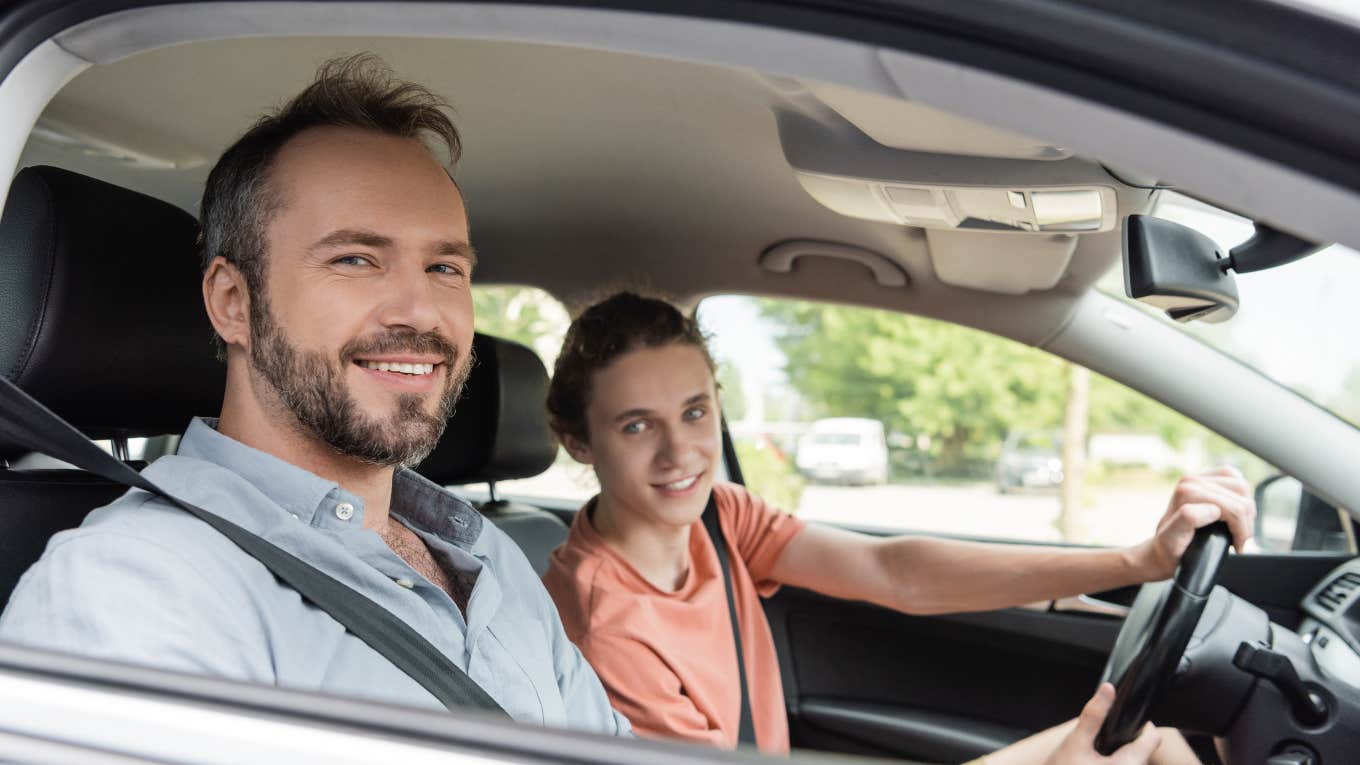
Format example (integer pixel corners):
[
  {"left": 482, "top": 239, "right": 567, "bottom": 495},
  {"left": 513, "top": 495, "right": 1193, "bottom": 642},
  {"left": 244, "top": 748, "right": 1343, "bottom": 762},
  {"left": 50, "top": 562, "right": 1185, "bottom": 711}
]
[{"left": 217, "top": 368, "right": 398, "bottom": 533}]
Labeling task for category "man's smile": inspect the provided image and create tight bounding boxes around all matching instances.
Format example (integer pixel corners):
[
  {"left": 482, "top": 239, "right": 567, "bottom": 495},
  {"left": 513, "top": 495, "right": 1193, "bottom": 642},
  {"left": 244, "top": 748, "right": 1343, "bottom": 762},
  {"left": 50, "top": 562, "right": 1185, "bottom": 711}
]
[
  {"left": 354, "top": 359, "right": 439, "bottom": 376},
  {"left": 352, "top": 356, "right": 446, "bottom": 392}
]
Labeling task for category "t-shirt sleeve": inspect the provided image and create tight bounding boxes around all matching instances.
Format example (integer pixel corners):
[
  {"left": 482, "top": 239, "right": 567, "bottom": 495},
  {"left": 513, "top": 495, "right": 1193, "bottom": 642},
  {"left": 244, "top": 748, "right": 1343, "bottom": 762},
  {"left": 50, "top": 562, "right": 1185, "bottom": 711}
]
[
  {"left": 715, "top": 483, "right": 806, "bottom": 596},
  {"left": 577, "top": 631, "right": 728, "bottom": 748}
]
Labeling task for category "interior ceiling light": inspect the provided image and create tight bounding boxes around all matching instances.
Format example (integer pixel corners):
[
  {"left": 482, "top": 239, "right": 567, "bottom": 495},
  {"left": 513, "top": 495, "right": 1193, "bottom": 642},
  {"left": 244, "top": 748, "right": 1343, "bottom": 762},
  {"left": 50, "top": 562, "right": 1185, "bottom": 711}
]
[{"left": 795, "top": 170, "right": 1115, "bottom": 234}]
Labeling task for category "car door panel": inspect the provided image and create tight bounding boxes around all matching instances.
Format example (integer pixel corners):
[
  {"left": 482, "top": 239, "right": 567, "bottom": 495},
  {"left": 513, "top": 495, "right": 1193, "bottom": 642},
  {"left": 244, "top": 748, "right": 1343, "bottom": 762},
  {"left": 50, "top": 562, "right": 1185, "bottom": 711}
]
[
  {"left": 768, "top": 588, "right": 1110, "bottom": 761},
  {"left": 800, "top": 699, "right": 1024, "bottom": 763},
  {"left": 767, "top": 551, "right": 1353, "bottom": 762}
]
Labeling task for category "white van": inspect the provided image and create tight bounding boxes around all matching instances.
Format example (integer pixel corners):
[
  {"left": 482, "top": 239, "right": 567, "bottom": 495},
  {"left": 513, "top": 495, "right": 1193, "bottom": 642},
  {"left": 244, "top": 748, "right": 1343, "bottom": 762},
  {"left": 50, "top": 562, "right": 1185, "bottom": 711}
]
[{"left": 795, "top": 418, "right": 889, "bottom": 486}]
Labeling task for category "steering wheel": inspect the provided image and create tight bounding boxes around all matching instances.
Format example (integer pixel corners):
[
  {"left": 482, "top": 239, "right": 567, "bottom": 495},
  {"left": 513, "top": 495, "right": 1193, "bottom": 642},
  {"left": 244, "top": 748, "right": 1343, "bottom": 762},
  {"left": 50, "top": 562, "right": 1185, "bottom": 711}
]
[{"left": 1095, "top": 522, "right": 1233, "bottom": 755}]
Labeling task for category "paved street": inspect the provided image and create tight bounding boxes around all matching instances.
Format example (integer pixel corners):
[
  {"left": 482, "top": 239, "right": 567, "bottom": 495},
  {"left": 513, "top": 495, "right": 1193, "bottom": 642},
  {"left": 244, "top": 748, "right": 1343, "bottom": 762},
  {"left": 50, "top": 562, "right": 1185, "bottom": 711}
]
[
  {"left": 794, "top": 482, "right": 1170, "bottom": 546},
  {"left": 483, "top": 461, "right": 1293, "bottom": 550},
  {"left": 488, "top": 466, "right": 1182, "bottom": 547}
]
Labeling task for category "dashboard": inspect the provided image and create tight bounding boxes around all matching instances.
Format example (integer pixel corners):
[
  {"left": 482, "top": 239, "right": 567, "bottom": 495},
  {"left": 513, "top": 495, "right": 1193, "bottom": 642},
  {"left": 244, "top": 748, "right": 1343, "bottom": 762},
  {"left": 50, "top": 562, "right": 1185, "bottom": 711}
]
[
  {"left": 1299, "top": 563, "right": 1360, "bottom": 690},
  {"left": 1204, "top": 559, "right": 1360, "bottom": 763}
]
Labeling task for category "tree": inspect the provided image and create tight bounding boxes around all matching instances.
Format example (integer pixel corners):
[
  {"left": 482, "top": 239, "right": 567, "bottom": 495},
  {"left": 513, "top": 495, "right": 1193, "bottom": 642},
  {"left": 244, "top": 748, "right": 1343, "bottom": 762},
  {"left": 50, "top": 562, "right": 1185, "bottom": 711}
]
[
  {"left": 471, "top": 287, "right": 571, "bottom": 366},
  {"left": 1059, "top": 363, "right": 1090, "bottom": 542},
  {"left": 1088, "top": 375, "right": 1195, "bottom": 447},
  {"left": 754, "top": 298, "right": 1219, "bottom": 476},
  {"left": 757, "top": 300, "right": 1067, "bottom": 472},
  {"left": 716, "top": 362, "right": 747, "bottom": 421}
]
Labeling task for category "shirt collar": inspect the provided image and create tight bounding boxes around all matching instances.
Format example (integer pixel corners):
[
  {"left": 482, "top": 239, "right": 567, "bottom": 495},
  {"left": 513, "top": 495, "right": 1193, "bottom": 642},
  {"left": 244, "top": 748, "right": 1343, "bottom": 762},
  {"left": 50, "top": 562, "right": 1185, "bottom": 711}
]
[
  {"left": 177, "top": 417, "right": 483, "bottom": 545},
  {"left": 177, "top": 417, "right": 357, "bottom": 527},
  {"left": 391, "top": 468, "right": 484, "bottom": 549}
]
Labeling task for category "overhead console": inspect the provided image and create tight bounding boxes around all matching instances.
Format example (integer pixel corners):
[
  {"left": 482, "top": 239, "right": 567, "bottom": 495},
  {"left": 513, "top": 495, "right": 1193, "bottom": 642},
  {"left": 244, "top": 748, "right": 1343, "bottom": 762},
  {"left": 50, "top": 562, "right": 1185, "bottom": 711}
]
[
  {"left": 796, "top": 172, "right": 1116, "bottom": 234},
  {"left": 776, "top": 83, "right": 1149, "bottom": 294}
]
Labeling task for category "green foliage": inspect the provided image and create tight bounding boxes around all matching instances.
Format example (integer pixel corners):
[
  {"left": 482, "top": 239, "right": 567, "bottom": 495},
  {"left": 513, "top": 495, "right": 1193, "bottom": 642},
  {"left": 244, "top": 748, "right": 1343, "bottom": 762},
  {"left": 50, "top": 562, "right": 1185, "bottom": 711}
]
[
  {"left": 1088, "top": 376, "right": 1195, "bottom": 447},
  {"left": 734, "top": 439, "right": 804, "bottom": 512},
  {"left": 471, "top": 287, "right": 570, "bottom": 366},
  {"left": 756, "top": 299, "right": 1223, "bottom": 473},
  {"left": 716, "top": 363, "right": 747, "bottom": 421},
  {"left": 758, "top": 300, "right": 1063, "bottom": 468}
]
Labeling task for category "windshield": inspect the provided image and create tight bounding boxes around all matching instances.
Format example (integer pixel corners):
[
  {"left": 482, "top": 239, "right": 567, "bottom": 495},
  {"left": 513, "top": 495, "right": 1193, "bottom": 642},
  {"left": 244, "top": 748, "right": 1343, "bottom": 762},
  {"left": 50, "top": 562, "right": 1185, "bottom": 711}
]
[{"left": 1101, "top": 191, "right": 1360, "bottom": 429}]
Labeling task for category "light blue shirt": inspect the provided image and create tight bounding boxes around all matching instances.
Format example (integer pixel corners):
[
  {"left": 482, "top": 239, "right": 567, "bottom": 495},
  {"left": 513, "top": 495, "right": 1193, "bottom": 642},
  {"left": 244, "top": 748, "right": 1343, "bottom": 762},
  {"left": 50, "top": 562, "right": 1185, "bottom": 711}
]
[{"left": 0, "top": 418, "right": 630, "bottom": 735}]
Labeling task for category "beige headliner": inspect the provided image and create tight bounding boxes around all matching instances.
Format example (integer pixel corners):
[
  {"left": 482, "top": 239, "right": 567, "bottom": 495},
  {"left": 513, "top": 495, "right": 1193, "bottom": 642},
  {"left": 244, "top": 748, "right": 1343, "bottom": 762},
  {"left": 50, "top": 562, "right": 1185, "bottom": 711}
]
[{"left": 18, "top": 35, "right": 1148, "bottom": 343}]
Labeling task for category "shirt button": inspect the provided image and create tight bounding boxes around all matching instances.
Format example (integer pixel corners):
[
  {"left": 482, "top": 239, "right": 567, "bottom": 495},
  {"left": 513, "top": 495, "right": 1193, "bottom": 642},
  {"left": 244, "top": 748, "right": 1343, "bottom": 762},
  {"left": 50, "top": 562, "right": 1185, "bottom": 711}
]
[
  {"left": 334, "top": 502, "right": 355, "bottom": 521},
  {"left": 290, "top": 513, "right": 300, "bottom": 521},
  {"left": 395, "top": 578, "right": 415, "bottom": 589}
]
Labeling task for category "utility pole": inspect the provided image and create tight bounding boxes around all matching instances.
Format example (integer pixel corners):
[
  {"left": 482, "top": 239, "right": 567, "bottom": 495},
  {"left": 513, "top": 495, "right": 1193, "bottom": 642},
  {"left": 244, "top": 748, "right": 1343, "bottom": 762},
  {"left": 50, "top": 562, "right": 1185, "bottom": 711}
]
[{"left": 1059, "top": 362, "right": 1090, "bottom": 543}]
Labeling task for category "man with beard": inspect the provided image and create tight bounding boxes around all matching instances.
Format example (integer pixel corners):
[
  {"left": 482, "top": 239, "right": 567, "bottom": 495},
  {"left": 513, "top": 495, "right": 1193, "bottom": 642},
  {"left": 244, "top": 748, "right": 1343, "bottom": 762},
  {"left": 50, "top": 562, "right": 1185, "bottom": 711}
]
[{"left": 0, "top": 55, "right": 630, "bottom": 735}]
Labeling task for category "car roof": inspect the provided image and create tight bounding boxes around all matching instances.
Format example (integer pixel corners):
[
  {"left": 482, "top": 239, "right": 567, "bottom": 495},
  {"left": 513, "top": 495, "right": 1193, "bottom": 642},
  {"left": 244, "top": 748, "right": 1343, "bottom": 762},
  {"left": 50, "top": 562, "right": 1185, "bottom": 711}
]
[{"left": 20, "top": 33, "right": 1143, "bottom": 346}]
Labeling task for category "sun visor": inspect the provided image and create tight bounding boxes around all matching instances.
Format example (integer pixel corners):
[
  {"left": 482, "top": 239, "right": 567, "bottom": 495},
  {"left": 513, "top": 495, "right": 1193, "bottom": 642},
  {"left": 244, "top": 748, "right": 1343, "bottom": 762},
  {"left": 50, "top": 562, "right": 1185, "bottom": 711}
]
[
  {"left": 803, "top": 82, "right": 1070, "bottom": 160},
  {"left": 777, "top": 103, "right": 1125, "bottom": 294},
  {"left": 926, "top": 230, "right": 1077, "bottom": 294}
]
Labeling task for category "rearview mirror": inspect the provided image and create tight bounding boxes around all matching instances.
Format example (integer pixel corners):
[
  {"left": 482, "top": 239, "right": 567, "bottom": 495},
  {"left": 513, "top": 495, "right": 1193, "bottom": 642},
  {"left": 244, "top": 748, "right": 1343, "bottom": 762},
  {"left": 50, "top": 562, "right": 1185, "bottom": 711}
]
[{"left": 1123, "top": 214, "right": 1238, "bottom": 323}]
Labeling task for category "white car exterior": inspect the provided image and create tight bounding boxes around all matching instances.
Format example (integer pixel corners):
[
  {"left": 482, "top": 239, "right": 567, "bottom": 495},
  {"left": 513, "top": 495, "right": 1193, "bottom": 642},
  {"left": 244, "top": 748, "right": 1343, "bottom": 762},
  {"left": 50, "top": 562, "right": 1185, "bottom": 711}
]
[{"left": 795, "top": 418, "right": 889, "bottom": 485}]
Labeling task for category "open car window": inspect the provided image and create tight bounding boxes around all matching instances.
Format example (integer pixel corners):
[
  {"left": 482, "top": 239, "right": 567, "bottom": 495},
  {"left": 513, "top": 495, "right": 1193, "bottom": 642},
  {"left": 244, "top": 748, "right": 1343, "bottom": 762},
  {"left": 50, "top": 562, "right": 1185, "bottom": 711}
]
[{"left": 699, "top": 295, "right": 1354, "bottom": 554}]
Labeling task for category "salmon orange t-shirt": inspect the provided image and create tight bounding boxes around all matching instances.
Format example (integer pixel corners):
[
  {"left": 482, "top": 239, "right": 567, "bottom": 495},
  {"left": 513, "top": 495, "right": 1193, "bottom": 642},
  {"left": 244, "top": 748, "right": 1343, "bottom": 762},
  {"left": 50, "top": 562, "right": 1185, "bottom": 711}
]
[{"left": 543, "top": 482, "right": 806, "bottom": 753}]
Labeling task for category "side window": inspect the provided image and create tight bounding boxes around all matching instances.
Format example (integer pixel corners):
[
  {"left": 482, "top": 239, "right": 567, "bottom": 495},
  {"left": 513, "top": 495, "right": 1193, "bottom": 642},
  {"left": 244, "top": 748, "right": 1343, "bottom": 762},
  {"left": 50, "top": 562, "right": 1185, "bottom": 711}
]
[
  {"left": 453, "top": 286, "right": 598, "bottom": 504},
  {"left": 698, "top": 295, "right": 1349, "bottom": 553}
]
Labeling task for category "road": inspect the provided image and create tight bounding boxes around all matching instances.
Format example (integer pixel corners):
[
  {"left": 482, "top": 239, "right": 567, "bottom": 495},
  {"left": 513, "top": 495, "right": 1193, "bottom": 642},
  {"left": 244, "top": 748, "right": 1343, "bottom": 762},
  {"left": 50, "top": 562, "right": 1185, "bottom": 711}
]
[
  {"left": 485, "top": 463, "right": 1292, "bottom": 549},
  {"left": 489, "top": 466, "right": 1182, "bottom": 547},
  {"left": 793, "top": 482, "right": 1171, "bottom": 546}
]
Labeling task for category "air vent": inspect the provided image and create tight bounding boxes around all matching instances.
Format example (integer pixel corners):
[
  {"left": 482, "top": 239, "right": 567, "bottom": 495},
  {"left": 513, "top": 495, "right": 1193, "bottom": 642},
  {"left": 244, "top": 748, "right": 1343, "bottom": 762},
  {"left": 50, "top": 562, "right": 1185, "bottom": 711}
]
[{"left": 1314, "top": 572, "right": 1360, "bottom": 612}]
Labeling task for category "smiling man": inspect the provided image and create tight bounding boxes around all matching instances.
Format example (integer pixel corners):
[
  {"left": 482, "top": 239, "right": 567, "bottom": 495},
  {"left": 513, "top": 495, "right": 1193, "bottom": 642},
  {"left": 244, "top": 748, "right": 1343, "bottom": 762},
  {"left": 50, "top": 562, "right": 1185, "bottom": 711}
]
[{"left": 0, "top": 55, "right": 629, "bottom": 734}]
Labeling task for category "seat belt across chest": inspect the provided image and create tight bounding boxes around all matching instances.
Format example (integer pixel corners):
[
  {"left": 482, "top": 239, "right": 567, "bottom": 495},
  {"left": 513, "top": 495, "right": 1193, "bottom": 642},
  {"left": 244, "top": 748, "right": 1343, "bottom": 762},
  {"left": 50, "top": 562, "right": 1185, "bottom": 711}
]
[
  {"left": 701, "top": 492, "right": 757, "bottom": 747},
  {"left": 0, "top": 375, "right": 507, "bottom": 718}
]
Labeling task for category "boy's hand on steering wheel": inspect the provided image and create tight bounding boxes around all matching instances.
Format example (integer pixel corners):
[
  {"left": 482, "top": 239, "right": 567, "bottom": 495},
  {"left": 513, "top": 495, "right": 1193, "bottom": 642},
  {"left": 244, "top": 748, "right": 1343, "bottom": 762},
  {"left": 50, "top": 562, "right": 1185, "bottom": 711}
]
[
  {"left": 1133, "top": 466, "right": 1255, "bottom": 581},
  {"left": 1044, "top": 684, "right": 1161, "bottom": 765}
]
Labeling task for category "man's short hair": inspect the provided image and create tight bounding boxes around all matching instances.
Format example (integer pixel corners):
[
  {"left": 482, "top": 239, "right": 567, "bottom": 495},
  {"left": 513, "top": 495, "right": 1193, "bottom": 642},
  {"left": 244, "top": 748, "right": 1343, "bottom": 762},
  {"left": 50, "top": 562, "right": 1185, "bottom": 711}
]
[{"left": 198, "top": 53, "right": 462, "bottom": 358}]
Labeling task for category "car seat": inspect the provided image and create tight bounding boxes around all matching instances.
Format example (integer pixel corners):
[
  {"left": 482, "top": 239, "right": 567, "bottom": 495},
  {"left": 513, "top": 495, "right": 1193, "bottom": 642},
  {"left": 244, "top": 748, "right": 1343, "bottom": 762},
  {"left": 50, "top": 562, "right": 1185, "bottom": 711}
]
[{"left": 0, "top": 165, "right": 566, "bottom": 610}]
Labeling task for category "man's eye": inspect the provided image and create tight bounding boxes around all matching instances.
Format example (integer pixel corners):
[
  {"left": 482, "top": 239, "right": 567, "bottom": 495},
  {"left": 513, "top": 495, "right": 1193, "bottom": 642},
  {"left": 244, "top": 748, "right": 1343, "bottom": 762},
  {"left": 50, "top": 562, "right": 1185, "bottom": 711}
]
[
  {"left": 333, "top": 255, "right": 373, "bottom": 267},
  {"left": 622, "top": 420, "right": 648, "bottom": 435},
  {"left": 429, "top": 263, "right": 467, "bottom": 277},
  {"left": 684, "top": 407, "right": 707, "bottom": 421}
]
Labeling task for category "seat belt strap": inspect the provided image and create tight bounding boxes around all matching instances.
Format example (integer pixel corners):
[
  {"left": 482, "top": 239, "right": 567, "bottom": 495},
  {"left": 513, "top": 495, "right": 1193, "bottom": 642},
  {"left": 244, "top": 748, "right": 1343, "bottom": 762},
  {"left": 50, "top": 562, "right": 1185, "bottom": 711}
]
[
  {"left": 701, "top": 492, "right": 757, "bottom": 747},
  {"left": 0, "top": 375, "right": 508, "bottom": 718}
]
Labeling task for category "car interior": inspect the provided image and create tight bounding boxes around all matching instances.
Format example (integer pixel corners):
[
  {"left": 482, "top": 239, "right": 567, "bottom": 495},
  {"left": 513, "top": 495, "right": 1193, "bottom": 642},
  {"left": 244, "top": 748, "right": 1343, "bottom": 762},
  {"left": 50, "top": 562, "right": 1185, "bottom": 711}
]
[{"left": 3, "top": 3, "right": 1360, "bottom": 764}]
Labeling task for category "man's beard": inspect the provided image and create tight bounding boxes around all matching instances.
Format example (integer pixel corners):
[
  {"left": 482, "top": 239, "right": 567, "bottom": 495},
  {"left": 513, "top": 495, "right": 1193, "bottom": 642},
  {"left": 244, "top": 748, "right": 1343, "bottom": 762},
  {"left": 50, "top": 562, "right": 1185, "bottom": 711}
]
[{"left": 249, "top": 299, "right": 471, "bottom": 468}]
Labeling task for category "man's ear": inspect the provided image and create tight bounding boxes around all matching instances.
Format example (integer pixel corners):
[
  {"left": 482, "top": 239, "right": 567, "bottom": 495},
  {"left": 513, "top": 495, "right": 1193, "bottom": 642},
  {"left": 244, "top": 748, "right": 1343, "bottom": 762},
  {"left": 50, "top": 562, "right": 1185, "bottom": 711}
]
[
  {"left": 560, "top": 432, "right": 594, "bottom": 465},
  {"left": 203, "top": 256, "right": 252, "bottom": 352}
]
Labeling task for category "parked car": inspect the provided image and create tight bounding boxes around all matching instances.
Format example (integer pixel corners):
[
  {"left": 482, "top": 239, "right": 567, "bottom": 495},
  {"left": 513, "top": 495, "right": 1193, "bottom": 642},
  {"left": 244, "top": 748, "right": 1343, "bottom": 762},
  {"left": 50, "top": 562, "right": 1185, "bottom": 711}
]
[
  {"left": 2, "top": 2, "right": 1360, "bottom": 764},
  {"left": 795, "top": 418, "right": 889, "bottom": 485},
  {"left": 995, "top": 430, "right": 1064, "bottom": 493}
]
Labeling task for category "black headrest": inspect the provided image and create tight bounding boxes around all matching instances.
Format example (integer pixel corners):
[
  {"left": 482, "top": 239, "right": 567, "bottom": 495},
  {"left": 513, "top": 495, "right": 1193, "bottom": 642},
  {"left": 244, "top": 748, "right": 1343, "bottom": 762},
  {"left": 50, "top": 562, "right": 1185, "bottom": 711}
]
[
  {"left": 417, "top": 333, "right": 558, "bottom": 486},
  {"left": 0, "top": 165, "right": 224, "bottom": 438},
  {"left": 0, "top": 166, "right": 556, "bottom": 480}
]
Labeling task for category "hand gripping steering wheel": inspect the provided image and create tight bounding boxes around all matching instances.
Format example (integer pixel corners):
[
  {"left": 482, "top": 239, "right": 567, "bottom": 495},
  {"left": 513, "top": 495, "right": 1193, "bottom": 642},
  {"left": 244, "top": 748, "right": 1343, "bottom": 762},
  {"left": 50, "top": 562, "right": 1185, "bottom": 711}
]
[{"left": 1095, "top": 522, "right": 1233, "bottom": 754}]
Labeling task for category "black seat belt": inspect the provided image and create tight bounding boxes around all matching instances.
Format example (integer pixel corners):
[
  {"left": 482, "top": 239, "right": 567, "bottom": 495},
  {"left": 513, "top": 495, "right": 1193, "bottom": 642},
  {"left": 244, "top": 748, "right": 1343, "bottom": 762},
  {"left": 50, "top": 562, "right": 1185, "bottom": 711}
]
[
  {"left": 0, "top": 375, "right": 507, "bottom": 718},
  {"left": 700, "top": 492, "right": 756, "bottom": 746}
]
